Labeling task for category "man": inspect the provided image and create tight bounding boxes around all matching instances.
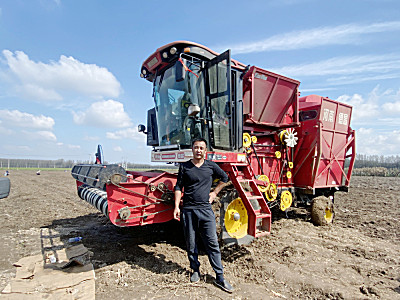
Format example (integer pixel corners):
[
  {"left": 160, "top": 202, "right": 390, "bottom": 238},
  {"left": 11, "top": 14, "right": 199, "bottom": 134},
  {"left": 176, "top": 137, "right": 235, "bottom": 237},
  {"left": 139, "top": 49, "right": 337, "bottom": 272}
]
[{"left": 174, "top": 138, "right": 234, "bottom": 293}]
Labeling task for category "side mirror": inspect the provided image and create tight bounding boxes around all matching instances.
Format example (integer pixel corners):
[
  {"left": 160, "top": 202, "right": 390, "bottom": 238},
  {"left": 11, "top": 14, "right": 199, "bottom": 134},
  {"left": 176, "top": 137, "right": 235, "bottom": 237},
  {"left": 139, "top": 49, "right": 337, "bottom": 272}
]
[
  {"left": 138, "top": 124, "right": 147, "bottom": 133},
  {"left": 175, "top": 59, "right": 186, "bottom": 82}
]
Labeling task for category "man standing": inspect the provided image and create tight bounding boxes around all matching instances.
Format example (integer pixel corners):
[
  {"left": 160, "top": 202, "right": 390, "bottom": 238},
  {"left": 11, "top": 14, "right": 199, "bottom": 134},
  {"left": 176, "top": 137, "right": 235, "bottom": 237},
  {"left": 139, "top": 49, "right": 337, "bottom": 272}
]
[{"left": 174, "top": 138, "right": 234, "bottom": 293}]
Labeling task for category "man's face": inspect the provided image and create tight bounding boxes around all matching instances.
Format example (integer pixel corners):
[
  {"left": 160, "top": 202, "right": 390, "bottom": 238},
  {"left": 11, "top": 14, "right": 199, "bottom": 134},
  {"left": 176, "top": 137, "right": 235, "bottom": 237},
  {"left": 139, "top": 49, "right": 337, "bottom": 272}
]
[{"left": 192, "top": 141, "right": 207, "bottom": 160}]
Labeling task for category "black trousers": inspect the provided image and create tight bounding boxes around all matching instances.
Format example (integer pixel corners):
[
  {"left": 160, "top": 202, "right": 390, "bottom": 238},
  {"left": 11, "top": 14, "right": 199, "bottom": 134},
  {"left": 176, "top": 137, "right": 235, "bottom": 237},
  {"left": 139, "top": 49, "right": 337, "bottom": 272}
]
[{"left": 181, "top": 208, "right": 224, "bottom": 278}]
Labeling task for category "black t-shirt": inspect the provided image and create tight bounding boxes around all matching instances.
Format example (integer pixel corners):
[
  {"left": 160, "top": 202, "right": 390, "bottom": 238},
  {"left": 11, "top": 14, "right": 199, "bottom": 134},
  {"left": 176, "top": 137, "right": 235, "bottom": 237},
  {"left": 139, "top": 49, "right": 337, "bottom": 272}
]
[{"left": 174, "top": 160, "right": 229, "bottom": 209}]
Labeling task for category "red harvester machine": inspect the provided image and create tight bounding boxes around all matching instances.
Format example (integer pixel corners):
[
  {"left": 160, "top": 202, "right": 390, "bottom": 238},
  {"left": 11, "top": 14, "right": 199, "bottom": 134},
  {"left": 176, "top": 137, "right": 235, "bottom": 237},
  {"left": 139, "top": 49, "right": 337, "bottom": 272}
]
[{"left": 71, "top": 41, "right": 355, "bottom": 244}]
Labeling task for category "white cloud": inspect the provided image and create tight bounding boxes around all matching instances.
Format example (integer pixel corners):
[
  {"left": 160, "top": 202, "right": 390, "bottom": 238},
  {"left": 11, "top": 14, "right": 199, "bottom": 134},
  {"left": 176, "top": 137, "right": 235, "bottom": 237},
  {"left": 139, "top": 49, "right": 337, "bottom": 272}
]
[
  {"left": 18, "top": 83, "right": 63, "bottom": 101},
  {"left": 106, "top": 127, "right": 146, "bottom": 142},
  {"left": 299, "top": 87, "right": 337, "bottom": 93},
  {"left": 0, "top": 109, "right": 55, "bottom": 129},
  {"left": 113, "top": 146, "right": 122, "bottom": 152},
  {"left": 218, "top": 21, "right": 400, "bottom": 54},
  {"left": 72, "top": 99, "right": 132, "bottom": 128},
  {"left": 56, "top": 142, "right": 81, "bottom": 149},
  {"left": 272, "top": 54, "right": 400, "bottom": 79},
  {"left": 1, "top": 50, "right": 121, "bottom": 101},
  {"left": 356, "top": 128, "right": 400, "bottom": 155},
  {"left": 67, "top": 144, "right": 81, "bottom": 150},
  {"left": 337, "top": 86, "right": 400, "bottom": 124},
  {"left": 382, "top": 101, "right": 400, "bottom": 114},
  {"left": 381, "top": 88, "right": 400, "bottom": 114},
  {"left": 337, "top": 94, "right": 379, "bottom": 123},
  {"left": 0, "top": 125, "right": 13, "bottom": 135},
  {"left": 21, "top": 130, "right": 57, "bottom": 142},
  {"left": 83, "top": 135, "right": 99, "bottom": 141}
]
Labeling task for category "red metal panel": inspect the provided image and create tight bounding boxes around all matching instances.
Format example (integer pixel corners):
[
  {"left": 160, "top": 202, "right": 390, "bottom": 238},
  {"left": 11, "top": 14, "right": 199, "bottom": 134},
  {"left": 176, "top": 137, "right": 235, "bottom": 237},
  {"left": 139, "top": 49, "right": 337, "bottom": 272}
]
[
  {"left": 106, "top": 172, "right": 177, "bottom": 227},
  {"left": 243, "top": 66, "right": 300, "bottom": 128},
  {"left": 293, "top": 95, "right": 354, "bottom": 189}
]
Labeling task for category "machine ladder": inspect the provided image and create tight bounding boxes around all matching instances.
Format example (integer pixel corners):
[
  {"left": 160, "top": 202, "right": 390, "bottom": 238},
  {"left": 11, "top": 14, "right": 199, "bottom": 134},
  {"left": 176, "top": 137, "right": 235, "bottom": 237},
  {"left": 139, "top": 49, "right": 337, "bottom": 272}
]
[{"left": 222, "top": 163, "right": 272, "bottom": 238}]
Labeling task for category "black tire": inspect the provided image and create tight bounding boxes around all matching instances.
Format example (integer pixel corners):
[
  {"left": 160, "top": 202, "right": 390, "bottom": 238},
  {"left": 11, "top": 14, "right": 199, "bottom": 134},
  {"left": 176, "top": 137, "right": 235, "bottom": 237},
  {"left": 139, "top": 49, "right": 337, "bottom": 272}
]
[{"left": 311, "top": 196, "right": 334, "bottom": 226}]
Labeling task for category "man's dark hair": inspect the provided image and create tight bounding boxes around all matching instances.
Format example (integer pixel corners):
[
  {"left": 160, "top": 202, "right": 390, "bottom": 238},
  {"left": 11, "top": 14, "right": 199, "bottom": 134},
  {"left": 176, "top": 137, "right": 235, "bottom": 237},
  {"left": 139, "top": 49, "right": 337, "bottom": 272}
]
[{"left": 191, "top": 137, "right": 208, "bottom": 147}]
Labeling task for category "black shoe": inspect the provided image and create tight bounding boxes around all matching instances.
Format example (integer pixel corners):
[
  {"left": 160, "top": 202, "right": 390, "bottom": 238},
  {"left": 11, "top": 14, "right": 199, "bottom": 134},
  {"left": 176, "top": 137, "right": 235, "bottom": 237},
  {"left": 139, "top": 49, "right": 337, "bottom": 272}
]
[
  {"left": 214, "top": 279, "right": 234, "bottom": 293},
  {"left": 190, "top": 271, "right": 200, "bottom": 283}
]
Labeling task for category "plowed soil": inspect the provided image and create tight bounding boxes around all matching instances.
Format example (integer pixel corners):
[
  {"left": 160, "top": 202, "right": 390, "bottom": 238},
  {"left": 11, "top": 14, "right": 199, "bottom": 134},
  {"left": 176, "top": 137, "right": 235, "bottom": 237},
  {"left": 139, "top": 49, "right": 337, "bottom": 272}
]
[{"left": 0, "top": 170, "right": 399, "bottom": 299}]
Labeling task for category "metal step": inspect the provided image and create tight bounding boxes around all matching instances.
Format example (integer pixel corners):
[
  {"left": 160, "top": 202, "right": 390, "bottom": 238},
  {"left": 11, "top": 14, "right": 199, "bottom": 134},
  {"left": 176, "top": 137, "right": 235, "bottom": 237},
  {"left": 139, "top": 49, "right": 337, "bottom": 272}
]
[
  {"left": 256, "top": 213, "right": 271, "bottom": 219},
  {"left": 247, "top": 195, "right": 264, "bottom": 200}
]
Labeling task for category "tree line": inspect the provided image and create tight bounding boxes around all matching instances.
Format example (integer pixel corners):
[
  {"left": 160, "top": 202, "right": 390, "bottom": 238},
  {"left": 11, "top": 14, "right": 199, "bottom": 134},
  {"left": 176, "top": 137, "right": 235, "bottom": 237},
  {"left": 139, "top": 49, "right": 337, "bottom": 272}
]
[{"left": 354, "top": 154, "right": 400, "bottom": 168}]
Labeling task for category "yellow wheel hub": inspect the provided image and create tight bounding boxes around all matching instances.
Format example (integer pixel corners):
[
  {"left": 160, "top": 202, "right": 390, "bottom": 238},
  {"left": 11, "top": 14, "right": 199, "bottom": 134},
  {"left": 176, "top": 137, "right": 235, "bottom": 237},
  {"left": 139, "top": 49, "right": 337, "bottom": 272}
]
[
  {"left": 265, "top": 183, "right": 277, "bottom": 201},
  {"left": 275, "top": 151, "right": 281, "bottom": 159},
  {"left": 224, "top": 198, "right": 248, "bottom": 239},
  {"left": 243, "top": 133, "right": 252, "bottom": 148},
  {"left": 257, "top": 174, "right": 270, "bottom": 193},
  {"left": 280, "top": 191, "right": 293, "bottom": 211}
]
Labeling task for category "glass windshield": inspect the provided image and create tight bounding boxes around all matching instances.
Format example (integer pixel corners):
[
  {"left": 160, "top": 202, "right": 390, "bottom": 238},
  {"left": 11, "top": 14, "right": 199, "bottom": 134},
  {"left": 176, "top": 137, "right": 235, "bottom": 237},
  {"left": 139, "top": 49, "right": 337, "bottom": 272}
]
[{"left": 154, "top": 59, "right": 206, "bottom": 147}]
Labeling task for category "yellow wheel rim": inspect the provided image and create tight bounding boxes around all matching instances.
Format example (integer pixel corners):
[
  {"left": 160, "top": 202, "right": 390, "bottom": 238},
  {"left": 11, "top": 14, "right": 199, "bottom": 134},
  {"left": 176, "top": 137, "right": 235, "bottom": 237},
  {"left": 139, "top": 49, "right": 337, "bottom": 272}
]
[
  {"left": 265, "top": 183, "right": 277, "bottom": 201},
  {"left": 224, "top": 198, "right": 248, "bottom": 239},
  {"left": 243, "top": 133, "right": 252, "bottom": 148},
  {"left": 275, "top": 151, "right": 281, "bottom": 159},
  {"left": 251, "top": 135, "right": 257, "bottom": 143},
  {"left": 324, "top": 207, "right": 334, "bottom": 223},
  {"left": 288, "top": 162, "right": 293, "bottom": 169},
  {"left": 257, "top": 174, "right": 270, "bottom": 193},
  {"left": 286, "top": 171, "right": 292, "bottom": 179},
  {"left": 280, "top": 191, "right": 293, "bottom": 211}
]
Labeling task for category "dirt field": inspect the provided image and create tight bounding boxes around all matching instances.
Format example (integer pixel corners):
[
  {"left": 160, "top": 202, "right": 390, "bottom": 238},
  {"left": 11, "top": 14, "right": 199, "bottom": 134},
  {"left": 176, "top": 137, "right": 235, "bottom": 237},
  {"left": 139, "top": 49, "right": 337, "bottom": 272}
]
[{"left": 0, "top": 170, "right": 399, "bottom": 299}]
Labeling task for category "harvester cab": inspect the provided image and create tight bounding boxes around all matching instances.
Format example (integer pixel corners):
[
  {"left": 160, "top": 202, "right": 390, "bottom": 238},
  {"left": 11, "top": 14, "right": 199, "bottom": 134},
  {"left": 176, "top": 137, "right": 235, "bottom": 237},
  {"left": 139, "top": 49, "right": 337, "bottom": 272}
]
[{"left": 139, "top": 44, "right": 245, "bottom": 161}]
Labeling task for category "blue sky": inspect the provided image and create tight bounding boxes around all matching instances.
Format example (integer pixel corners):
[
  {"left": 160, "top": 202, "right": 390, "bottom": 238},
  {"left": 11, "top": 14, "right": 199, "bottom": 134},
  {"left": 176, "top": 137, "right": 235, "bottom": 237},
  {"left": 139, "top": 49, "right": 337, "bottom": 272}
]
[{"left": 0, "top": 0, "right": 399, "bottom": 164}]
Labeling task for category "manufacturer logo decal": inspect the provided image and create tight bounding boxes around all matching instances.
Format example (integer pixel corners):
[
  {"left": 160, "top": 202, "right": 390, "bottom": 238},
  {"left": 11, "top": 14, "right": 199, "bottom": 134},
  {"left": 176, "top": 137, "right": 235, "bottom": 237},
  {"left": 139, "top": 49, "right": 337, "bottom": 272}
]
[{"left": 255, "top": 73, "right": 268, "bottom": 80}]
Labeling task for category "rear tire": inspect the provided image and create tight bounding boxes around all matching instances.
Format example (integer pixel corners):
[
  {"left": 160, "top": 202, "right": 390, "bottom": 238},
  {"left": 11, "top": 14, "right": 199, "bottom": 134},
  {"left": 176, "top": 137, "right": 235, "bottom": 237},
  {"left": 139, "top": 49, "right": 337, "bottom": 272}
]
[{"left": 311, "top": 196, "right": 334, "bottom": 226}]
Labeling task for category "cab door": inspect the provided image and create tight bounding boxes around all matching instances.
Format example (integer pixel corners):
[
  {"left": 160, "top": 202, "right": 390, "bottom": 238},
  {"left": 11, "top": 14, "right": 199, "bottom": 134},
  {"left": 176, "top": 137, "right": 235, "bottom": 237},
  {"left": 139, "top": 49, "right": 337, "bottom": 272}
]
[{"left": 205, "top": 50, "right": 233, "bottom": 151}]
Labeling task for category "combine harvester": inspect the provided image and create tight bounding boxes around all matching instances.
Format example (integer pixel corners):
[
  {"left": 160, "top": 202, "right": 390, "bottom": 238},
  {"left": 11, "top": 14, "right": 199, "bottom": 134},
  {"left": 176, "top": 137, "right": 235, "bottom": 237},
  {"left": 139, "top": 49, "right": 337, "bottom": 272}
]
[{"left": 71, "top": 41, "right": 355, "bottom": 244}]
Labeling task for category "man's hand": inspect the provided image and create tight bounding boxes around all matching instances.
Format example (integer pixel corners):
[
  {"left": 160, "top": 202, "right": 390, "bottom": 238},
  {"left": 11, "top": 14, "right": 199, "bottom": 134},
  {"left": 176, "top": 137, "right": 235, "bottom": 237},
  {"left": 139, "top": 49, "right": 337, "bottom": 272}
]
[
  {"left": 173, "top": 206, "right": 180, "bottom": 220},
  {"left": 174, "top": 190, "right": 182, "bottom": 220},
  {"left": 209, "top": 191, "right": 217, "bottom": 203}
]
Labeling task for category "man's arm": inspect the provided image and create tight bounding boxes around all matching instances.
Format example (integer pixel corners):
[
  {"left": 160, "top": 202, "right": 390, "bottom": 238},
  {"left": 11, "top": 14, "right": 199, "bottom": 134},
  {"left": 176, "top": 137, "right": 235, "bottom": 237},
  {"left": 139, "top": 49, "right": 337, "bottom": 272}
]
[
  {"left": 209, "top": 181, "right": 228, "bottom": 203},
  {"left": 173, "top": 163, "right": 184, "bottom": 220},
  {"left": 174, "top": 190, "right": 182, "bottom": 220},
  {"left": 209, "top": 162, "right": 229, "bottom": 203}
]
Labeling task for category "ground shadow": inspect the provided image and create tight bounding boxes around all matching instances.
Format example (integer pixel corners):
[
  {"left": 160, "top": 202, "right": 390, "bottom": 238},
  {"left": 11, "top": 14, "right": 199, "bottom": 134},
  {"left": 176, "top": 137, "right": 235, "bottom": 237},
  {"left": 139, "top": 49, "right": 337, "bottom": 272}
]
[
  {"left": 44, "top": 213, "right": 187, "bottom": 275},
  {"left": 271, "top": 206, "right": 310, "bottom": 223},
  {"left": 44, "top": 212, "right": 250, "bottom": 276}
]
